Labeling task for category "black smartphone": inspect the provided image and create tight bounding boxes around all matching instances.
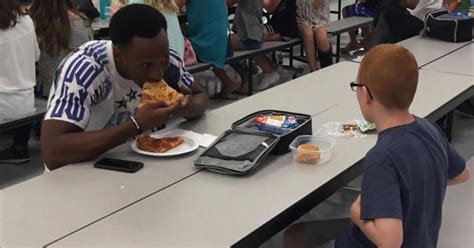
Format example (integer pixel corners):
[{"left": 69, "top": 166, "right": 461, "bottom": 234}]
[{"left": 94, "top": 158, "right": 144, "bottom": 173}]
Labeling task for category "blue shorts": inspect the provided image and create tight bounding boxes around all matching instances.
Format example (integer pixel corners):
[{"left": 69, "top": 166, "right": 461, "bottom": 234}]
[
  {"left": 345, "top": 3, "right": 375, "bottom": 18},
  {"left": 238, "top": 38, "right": 263, "bottom": 50}
]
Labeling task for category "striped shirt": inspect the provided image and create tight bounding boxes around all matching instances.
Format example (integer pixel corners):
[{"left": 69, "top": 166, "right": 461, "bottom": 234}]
[
  {"left": 45, "top": 40, "right": 193, "bottom": 131},
  {"left": 36, "top": 15, "right": 93, "bottom": 97}
]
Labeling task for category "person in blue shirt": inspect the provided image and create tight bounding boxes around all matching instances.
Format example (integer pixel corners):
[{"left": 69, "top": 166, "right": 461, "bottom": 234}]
[{"left": 283, "top": 44, "right": 470, "bottom": 248}]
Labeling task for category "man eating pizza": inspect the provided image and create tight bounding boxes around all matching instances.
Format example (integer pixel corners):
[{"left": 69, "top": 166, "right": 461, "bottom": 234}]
[{"left": 41, "top": 4, "right": 208, "bottom": 170}]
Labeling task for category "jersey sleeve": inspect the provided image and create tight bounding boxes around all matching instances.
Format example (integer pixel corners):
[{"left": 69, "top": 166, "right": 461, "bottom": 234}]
[
  {"left": 45, "top": 55, "right": 105, "bottom": 130},
  {"left": 164, "top": 48, "right": 193, "bottom": 93}
]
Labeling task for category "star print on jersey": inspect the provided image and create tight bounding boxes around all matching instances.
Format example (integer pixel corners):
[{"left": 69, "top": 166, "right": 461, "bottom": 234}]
[
  {"left": 126, "top": 88, "right": 138, "bottom": 102},
  {"left": 115, "top": 97, "right": 127, "bottom": 109}
]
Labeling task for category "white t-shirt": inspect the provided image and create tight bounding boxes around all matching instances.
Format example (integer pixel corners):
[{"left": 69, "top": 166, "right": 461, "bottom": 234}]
[
  {"left": 0, "top": 15, "right": 40, "bottom": 93},
  {"left": 45, "top": 40, "right": 193, "bottom": 131},
  {"left": 409, "top": 0, "right": 443, "bottom": 21}
]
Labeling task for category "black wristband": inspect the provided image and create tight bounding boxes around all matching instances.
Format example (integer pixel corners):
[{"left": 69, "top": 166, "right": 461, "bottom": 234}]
[{"left": 129, "top": 116, "right": 143, "bottom": 134}]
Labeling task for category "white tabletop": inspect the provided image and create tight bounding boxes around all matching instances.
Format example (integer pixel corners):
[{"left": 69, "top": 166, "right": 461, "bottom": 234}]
[
  {"left": 0, "top": 63, "right": 350, "bottom": 247},
  {"left": 421, "top": 43, "right": 474, "bottom": 77},
  {"left": 48, "top": 67, "right": 474, "bottom": 247},
  {"left": 353, "top": 36, "right": 472, "bottom": 67}
]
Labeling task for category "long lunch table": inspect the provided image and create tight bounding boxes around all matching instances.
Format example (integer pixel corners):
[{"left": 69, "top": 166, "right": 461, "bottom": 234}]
[
  {"left": 421, "top": 43, "right": 474, "bottom": 77},
  {"left": 46, "top": 64, "right": 474, "bottom": 247},
  {"left": 353, "top": 36, "right": 472, "bottom": 67},
  {"left": 0, "top": 62, "right": 345, "bottom": 247}
]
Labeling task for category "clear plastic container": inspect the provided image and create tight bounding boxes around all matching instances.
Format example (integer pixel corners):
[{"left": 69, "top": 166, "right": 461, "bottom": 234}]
[{"left": 289, "top": 135, "right": 336, "bottom": 165}]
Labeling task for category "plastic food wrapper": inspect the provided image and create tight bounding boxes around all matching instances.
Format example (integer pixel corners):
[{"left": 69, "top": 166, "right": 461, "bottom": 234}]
[
  {"left": 254, "top": 115, "right": 300, "bottom": 134},
  {"left": 355, "top": 119, "right": 376, "bottom": 133},
  {"left": 316, "top": 119, "right": 376, "bottom": 138}
]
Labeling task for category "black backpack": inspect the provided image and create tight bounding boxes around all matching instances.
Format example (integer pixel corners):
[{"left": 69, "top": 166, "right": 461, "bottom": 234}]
[{"left": 425, "top": 9, "right": 473, "bottom": 43}]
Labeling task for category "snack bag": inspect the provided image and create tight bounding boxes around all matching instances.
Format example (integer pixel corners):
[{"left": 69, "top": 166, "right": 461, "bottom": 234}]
[{"left": 254, "top": 115, "right": 299, "bottom": 134}]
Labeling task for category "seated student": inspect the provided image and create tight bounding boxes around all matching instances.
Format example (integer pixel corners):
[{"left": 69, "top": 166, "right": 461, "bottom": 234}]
[
  {"left": 283, "top": 44, "right": 470, "bottom": 248},
  {"left": 0, "top": 0, "right": 40, "bottom": 163},
  {"left": 296, "top": 0, "right": 333, "bottom": 72},
  {"left": 228, "top": 0, "right": 282, "bottom": 91},
  {"left": 182, "top": 0, "right": 240, "bottom": 99},
  {"left": 409, "top": 0, "right": 443, "bottom": 20},
  {"left": 30, "top": 0, "right": 93, "bottom": 98},
  {"left": 144, "top": 0, "right": 185, "bottom": 58},
  {"left": 263, "top": 0, "right": 298, "bottom": 41},
  {"left": 368, "top": 0, "right": 423, "bottom": 48},
  {"left": 340, "top": 0, "right": 377, "bottom": 53},
  {"left": 41, "top": 4, "right": 208, "bottom": 170}
]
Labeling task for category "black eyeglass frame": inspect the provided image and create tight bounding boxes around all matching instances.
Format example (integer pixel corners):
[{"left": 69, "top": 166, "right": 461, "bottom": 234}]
[{"left": 350, "top": 81, "right": 374, "bottom": 99}]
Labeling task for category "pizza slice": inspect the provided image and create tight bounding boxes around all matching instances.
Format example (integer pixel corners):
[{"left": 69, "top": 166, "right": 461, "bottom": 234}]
[
  {"left": 136, "top": 134, "right": 184, "bottom": 153},
  {"left": 139, "top": 80, "right": 184, "bottom": 108}
]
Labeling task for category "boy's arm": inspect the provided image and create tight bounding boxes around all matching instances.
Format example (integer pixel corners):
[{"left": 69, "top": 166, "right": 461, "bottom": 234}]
[
  {"left": 446, "top": 140, "right": 469, "bottom": 186},
  {"left": 351, "top": 195, "right": 403, "bottom": 248},
  {"left": 448, "top": 167, "right": 470, "bottom": 185}
]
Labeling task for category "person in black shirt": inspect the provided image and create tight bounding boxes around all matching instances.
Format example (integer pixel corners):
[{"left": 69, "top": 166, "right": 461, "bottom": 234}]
[
  {"left": 264, "top": 0, "right": 298, "bottom": 41},
  {"left": 368, "top": 0, "right": 424, "bottom": 48}
]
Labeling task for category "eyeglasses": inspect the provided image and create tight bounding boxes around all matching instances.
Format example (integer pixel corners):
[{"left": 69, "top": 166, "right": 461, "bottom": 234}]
[{"left": 350, "top": 81, "right": 373, "bottom": 99}]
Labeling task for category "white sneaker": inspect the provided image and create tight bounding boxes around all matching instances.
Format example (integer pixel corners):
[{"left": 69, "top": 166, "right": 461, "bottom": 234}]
[{"left": 255, "top": 72, "right": 280, "bottom": 91}]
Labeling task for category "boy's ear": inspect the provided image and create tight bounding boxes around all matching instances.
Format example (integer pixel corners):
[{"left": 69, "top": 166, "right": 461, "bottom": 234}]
[{"left": 362, "top": 86, "right": 372, "bottom": 105}]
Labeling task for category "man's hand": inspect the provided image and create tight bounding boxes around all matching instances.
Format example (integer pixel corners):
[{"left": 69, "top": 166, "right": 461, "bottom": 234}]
[
  {"left": 171, "top": 83, "right": 208, "bottom": 120},
  {"left": 135, "top": 102, "right": 178, "bottom": 131}
]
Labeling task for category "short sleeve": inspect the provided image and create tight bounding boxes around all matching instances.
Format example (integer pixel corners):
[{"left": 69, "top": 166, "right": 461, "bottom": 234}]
[
  {"left": 447, "top": 144, "right": 466, "bottom": 179},
  {"left": 45, "top": 59, "right": 103, "bottom": 130},
  {"left": 360, "top": 163, "right": 403, "bottom": 220}
]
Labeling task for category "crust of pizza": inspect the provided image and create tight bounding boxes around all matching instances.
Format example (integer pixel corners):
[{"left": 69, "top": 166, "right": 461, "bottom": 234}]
[
  {"left": 139, "top": 80, "right": 184, "bottom": 108},
  {"left": 136, "top": 135, "right": 184, "bottom": 153}
]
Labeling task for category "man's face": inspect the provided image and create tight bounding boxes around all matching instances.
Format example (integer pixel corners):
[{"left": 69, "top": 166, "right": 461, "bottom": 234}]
[{"left": 114, "top": 29, "right": 170, "bottom": 86}]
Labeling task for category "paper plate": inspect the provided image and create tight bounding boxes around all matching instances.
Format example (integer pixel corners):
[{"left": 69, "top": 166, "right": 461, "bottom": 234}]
[{"left": 131, "top": 132, "right": 199, "bottom": 157}]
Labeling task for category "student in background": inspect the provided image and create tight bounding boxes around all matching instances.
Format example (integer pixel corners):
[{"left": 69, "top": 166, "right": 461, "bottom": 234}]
[
  {"left": 29, "top": 0, "right": 93, "bottom": 98},
  {"left": 368, "top": 0, "right": 423, "bottom": 48},
  {"left": 145, "top": 0, "right": 185, "bottom": 58},
  {"left": 340, "top": 0, "right": 377, "bottom": 53},
  {"left": 283, "top": 44, "right": 470, "bottom": 248},
  {"left": 228, "top": 0, "right": 282, "bottom": 92},
  {"left": 409, "top": 0, "right": 443, "bottom": 20},
  {"left": 264, "top": 0, "right": 298, "bottom": 41},
  {"left": 182, "top": 0, "right": 241, "bottom": 99},
  {"left": 296, "top": 0, "right": 333, "bottom": 72},
  {"left": 0, "top": 0, "right": 40, "bottom": 163}
]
